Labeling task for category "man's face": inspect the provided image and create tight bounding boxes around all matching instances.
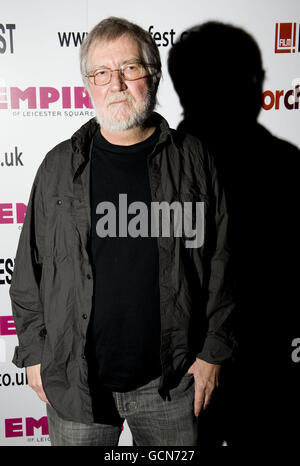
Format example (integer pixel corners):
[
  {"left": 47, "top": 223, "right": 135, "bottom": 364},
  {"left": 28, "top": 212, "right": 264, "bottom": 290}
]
[{"left": 87, "top": 34, "right": 152, "bottom": 132}]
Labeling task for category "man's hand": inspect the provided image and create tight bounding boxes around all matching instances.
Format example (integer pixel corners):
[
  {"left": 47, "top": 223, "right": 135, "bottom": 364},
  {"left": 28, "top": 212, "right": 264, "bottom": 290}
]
[
  {"left": 187, "top": 358, "right": 221, "bottom": 416},
  {"left": 26, "top": 364, "right": 50, "bottom": 405}
]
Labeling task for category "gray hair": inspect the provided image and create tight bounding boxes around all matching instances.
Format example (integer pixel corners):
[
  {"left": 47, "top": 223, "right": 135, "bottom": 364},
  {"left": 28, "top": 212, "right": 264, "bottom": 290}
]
[{"left": 80, "top": 17, "right": 162, "bottom": 95}]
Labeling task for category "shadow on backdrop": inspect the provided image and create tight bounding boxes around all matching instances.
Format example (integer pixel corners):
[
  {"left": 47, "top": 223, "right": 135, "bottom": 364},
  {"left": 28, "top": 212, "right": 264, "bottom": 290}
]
[{"left": 168, "top": 21, "right": 300, "bottom": 447}]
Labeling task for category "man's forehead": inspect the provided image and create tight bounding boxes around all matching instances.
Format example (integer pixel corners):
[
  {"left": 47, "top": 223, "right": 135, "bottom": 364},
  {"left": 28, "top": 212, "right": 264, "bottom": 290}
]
[
  {"left": 89, "top": 35, "right": 141, "bottom": 60},
  {"left": 87, "top": 38, "right": 142, "bottom": 72}
]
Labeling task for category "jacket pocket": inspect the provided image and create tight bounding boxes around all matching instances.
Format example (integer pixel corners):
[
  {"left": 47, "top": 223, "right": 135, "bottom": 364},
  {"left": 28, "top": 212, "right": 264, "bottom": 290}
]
[{"left": 45, "top": 195, "right": 78, "bottom": 259}]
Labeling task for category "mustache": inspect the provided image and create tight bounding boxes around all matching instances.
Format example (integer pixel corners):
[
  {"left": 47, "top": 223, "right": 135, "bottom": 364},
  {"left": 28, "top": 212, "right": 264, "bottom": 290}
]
[{"left": 105, "top": 92, "right": 134, "bottom": 106}]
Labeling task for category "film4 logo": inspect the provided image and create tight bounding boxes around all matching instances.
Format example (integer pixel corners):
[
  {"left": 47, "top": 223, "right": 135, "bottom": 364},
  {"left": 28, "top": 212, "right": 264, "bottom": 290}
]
[
  {"left": 5, "top": 416, "right": 49, "bottom": 438},
  {"left": 275, "top": 22, "right": 300, "bottom": 53}
]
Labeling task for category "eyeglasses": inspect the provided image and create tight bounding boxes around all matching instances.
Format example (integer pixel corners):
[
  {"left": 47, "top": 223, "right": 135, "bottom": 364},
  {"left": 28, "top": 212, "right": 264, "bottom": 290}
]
[{"left": 86, "top": 61, "right": 156, "bottom": 86}]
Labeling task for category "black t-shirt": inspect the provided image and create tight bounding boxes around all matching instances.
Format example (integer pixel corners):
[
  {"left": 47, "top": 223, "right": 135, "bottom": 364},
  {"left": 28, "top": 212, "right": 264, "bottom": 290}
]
[{"left": 89, "top": 128, "right": 162, "bottom": 391}]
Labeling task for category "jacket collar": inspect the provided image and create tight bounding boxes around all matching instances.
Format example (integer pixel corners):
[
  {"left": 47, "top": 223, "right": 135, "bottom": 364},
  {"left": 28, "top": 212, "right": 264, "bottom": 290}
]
[{"left": 71, "top": 112, "right": 174, "bottom": 165}]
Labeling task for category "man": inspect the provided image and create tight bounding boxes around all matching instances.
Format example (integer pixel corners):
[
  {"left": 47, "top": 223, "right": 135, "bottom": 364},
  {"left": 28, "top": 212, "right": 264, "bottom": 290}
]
[{"left": 10, "top": 17, "right": 236, "bottom": 446}]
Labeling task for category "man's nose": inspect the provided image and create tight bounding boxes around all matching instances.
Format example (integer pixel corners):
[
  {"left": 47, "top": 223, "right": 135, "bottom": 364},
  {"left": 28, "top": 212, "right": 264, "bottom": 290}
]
[{"left": 110, "top": 70, "right": 127, "bottom": 91}]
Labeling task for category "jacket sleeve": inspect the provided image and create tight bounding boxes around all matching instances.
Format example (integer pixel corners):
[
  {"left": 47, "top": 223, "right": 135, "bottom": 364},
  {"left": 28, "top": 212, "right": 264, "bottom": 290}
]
[
  {"left": 9, "top": 160, "right": 47, "bottom": 368},
  {"left": 196, "top": 148, "right": 237, "bottom": 365}
]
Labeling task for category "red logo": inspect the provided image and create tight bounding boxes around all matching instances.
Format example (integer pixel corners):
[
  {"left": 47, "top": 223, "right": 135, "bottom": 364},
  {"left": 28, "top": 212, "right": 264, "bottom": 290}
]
[
  {"left": 275, "top": 23, "right": 297, "bottom": 53},
  {"left": 262, "top": 85, "right": 300, "bottom": 110}
]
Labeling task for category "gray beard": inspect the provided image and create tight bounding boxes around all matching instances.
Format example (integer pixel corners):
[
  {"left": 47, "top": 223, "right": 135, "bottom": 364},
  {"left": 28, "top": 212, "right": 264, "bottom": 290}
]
[{"left": 91, "top": 91, "right": 155, "bottom": 132}]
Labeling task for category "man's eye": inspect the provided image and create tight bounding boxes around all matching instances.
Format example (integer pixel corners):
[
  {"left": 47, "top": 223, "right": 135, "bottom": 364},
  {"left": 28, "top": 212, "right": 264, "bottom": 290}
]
[
  {"left": 95, "top": 70, "right": 109, "bottom": 76},
  {"left": 126, "top": 64, "right": 139, "bottom": 71}
]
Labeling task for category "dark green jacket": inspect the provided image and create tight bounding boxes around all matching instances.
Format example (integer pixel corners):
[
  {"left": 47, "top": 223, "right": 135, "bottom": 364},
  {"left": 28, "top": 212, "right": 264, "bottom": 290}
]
[{"left": 10, "top": 114, "right": 236, "bottom": 423}]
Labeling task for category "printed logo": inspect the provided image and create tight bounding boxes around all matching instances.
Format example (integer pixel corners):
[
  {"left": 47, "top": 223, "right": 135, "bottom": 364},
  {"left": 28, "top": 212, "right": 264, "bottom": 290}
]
[
  {"left": 0, "top": 146, "right": 23, "bottom": 167},
  {"left": 0, "top": 316, "right": 16, "bottom": 335},
  {"left": 0, "top": 315, "right": 16, "bottom": 364},
  {"left": 58, "top": 31, "right": 88, "bottom": 47},
  {"left": 0, "top": 24, "right": 16, "bottom": 54},
  {"left": 148, "top": 25, "right": 177, "bottom": 47},
  {"left": 0, "top": 203, "right": 26, "bottom": 224},
  {"left": 0, "top": 86, "right": 95, "bottom": 118},
  {"left": 148, "top": 25, "right": 188, "bottom": 47},
  {"left": 275, "top": 22, "right": 298, "bottom": 53},
  {"left": 262, "top": 85, "right": 300, "bottom": 110},
  {"left": 57, "top": 27, "right": 187, "bottom": 49},
  {"left": 0, "top": 258, "right": 14, "bottom": 285},
  {"left": 0, "top": 370, "right": 27, "bottom": 387},
  {"left": 5, "top": 417, "right": 49, "bottom": 441}
]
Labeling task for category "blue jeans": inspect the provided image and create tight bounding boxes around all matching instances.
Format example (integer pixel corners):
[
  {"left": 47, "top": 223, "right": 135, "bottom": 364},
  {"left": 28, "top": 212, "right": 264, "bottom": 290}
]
[{"left": 46, "top": 373, "right": 197, "bottom": 446}]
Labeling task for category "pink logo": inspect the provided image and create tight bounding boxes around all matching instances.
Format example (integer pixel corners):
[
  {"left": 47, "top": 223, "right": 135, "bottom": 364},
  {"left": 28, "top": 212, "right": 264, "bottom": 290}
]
[
  {"left": 0, "top": 316, "right": 16, "bottom": 335},
  {"left": 0, "top": 86, "right": 92, "bottom": 110},
  {"left": 0, "top": 203, "right": 27, "bottom": 224},
  {"left": 5, "top": 417, "right": 49, "bottom": 437}
]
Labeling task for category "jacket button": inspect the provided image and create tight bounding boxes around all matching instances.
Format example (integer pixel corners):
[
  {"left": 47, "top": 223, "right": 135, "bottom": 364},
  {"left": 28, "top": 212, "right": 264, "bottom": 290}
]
[
  {"left": 82, "top": 314, "right": 87, "bottom": 319},
  {"left": 86, "top": 273, "right": 92, "bottom": 280},
  {"left": 56, "top": 199, "right": 62, "bottom": 205},
  {"left": 81, "top": 353, "right": 85, "bottom": 359}
]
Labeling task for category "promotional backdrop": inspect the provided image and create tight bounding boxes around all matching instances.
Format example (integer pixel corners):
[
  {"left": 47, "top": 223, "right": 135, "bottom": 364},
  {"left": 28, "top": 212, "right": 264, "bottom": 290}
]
[{"left": 1, "top": 0, "right": 299, "bottom": 445}]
